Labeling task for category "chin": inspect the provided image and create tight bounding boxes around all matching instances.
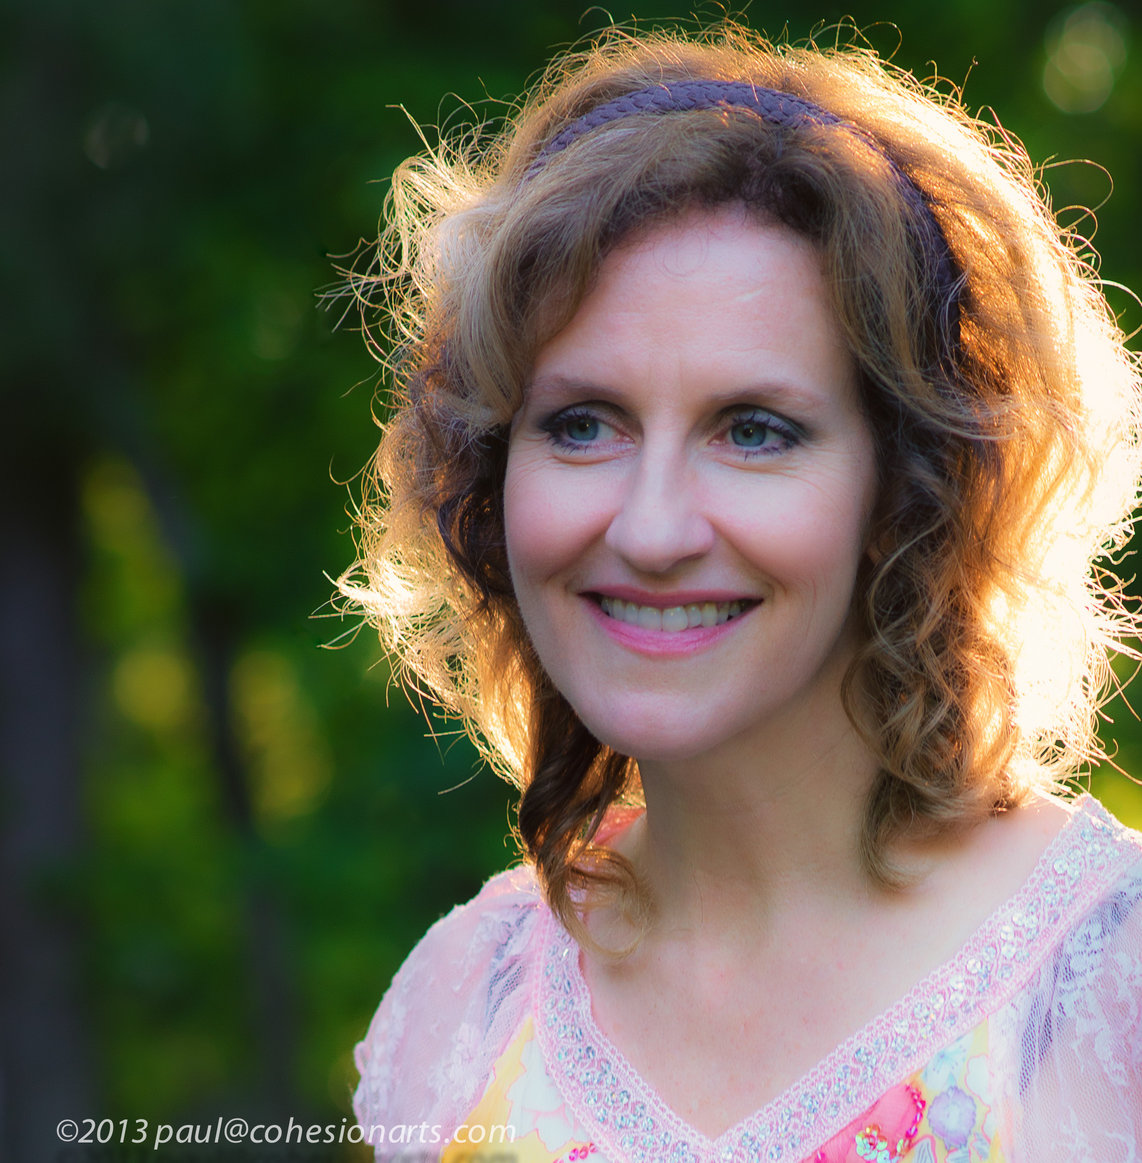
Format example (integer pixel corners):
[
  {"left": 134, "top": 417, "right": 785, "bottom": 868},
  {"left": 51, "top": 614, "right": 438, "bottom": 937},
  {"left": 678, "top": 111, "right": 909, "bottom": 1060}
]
[{"left": 578, "top": 705, "right": 744, "bottom": 767}]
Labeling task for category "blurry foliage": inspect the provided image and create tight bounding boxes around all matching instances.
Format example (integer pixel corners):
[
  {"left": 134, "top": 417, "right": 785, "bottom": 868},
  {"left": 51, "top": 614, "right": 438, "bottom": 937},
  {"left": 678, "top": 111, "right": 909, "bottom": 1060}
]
[{"left": 7, "top": 0, "right": 1142, "bottom": 1150}]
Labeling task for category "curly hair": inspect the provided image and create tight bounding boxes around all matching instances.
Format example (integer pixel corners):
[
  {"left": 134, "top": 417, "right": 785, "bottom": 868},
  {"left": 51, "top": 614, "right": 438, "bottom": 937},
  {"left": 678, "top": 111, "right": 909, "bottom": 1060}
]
[{"left": 337, "top": 23, "right": 1142, "bottom": 936}]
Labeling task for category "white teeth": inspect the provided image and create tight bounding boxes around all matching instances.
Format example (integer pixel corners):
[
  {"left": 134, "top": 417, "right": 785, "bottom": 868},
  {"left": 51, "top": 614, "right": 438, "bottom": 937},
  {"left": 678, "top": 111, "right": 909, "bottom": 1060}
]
[
  {"left": 637, "top": 606, "right": 662, "bottom": 630},
  {"left": 661, "top": 606, "right": 689, "bottom": 632},
  {"left": 598, "top": 596, "right": 751, "bottom": 632}
]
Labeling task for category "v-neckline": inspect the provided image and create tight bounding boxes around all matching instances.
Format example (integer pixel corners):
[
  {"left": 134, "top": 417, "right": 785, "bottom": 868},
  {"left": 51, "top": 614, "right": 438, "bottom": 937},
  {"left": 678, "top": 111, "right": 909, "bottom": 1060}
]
[{"left": 533, "top": 796, "right": 1137, "bottom": 1163}]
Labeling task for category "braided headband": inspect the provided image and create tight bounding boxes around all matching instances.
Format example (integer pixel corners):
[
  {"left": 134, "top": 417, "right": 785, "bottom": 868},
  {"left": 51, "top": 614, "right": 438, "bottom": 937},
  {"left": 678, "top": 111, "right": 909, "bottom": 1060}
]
[{"left": 528, "top": 79, "right": 961, "bottom": 335}]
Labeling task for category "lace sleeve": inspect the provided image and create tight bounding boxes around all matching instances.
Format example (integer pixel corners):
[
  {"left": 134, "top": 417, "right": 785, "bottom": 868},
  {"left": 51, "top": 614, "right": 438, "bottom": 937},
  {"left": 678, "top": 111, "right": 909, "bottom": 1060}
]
[
  {"left": 1005, "top": 857, "right": 1142, "bottom": 1161},
  {"left": 352, "top": 866, "right": 543, "bottom": 1151}
]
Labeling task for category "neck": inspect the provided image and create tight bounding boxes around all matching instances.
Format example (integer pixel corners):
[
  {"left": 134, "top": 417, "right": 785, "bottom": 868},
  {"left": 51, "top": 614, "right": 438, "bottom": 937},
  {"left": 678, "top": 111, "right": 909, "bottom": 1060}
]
[{"left": 620, "top": 697, "right": 883, "bottom": 948}]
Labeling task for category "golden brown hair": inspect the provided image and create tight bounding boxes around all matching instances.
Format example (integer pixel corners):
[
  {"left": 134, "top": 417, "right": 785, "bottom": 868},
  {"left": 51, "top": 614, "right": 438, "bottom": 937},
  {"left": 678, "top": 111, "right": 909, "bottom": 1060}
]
[{"left": 337, "top": 24, "right": 1142, "bottom": 934}]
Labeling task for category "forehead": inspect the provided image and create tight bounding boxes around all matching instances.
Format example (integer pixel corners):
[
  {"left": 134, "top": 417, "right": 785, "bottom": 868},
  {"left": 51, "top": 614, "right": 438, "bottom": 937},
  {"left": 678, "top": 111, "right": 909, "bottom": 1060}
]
[
  {"left": 529, "top": 205, "right": 856, "bottom": 409},
  {"left": 599, "top": 204, "right": 827, "bottom": 321}
]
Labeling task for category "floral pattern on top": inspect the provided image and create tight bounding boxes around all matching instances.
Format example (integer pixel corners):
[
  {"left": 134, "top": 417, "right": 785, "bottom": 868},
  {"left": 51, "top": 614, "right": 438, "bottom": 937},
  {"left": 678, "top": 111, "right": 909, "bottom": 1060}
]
[
  {"left": 533, "top": 800, "right": 1136, "bottom": 1161},
  {"left": 355, "top": 797, "right": 1142, "bottom": 1163},
  {"left": 453, "top": 1011, "right": 1005, "bottom": 1163}
]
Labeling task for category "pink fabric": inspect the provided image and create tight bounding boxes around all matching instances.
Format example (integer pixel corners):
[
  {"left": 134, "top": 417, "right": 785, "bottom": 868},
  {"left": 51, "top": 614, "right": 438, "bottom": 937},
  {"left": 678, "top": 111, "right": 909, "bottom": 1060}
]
[
  {"left": 811, "top": 1084, "right": 924, "bottom": 1161},
  {"left": 353, "top": 865, "right": 542, "bottom": 1141},
  {"left": 354, "top": 796, "right": 1142, "bottom": 1161}
]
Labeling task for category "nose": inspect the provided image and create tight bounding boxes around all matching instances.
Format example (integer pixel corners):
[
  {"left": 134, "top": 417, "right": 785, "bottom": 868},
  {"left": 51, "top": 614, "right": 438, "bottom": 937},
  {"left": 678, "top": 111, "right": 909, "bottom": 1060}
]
[{"left": 603, "top": 446, "right": 715, "bottom": 573}]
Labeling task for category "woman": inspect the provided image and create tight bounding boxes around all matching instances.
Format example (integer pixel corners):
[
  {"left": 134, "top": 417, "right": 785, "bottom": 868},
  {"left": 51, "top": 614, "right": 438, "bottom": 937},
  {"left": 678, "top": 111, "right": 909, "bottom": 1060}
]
[{"left": 342, "top": 24, "right": 1142, "bottom": 1162}]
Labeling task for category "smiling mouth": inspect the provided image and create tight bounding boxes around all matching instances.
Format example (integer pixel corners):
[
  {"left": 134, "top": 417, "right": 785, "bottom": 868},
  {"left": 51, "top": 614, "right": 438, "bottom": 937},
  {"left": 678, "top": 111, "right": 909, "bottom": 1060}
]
[{"left": 596, "top": 596, "right": 756, "bottom": 632}]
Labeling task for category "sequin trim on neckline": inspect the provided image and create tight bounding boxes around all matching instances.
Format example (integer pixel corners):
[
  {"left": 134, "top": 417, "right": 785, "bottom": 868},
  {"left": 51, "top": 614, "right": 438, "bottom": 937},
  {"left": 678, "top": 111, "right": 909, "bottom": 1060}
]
[{"left": 534, "top": 797, "right": 1140, "bottom": 1163}]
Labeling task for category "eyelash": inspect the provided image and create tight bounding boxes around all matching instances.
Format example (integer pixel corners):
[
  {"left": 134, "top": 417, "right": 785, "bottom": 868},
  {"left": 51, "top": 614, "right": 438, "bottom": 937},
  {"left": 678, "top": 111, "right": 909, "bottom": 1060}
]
[
  {"left": 539, "top": 407, "right": 615, "bottom": 452},
  {"left": 724, "top": 409, "right": 801, "bottom": 457},
  {"left": 538, "top": 406, "right": 802, "bottom": 458}
]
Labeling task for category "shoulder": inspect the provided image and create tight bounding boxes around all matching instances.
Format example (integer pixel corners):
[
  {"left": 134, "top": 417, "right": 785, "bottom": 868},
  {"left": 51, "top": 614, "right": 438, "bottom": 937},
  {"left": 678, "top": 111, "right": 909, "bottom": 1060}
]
[
  {"left": 1000, "top": 799, "right": 1142, "bottom": 1151},
  {"left": 353, "top": 866, "right": 547, "bottom": 1137},
  {"left": 987, "top": 795, "right": 1142, "bottom": 1032},
  {"left": 1056, "top": 793, "right": 1142, "bottom": 925},
  {"left": 1009, "top": 797, "right": 1142, "bottom": 1065},
  {"left": 399, "top": 864, "right": 544, "bottom": 979},
  {"left": 1047, "top": 798, "right": 1142, "bottom": 992},
  {"left": 1034, "top": 794, "right": 1142, "bottom": 958}
]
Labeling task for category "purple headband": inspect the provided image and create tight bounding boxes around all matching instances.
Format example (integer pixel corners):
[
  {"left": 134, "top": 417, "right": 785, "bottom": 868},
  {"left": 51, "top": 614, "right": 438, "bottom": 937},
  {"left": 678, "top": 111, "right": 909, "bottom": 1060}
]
[{"left": 528, "top": 79, "right": 961, "bottom": 347}]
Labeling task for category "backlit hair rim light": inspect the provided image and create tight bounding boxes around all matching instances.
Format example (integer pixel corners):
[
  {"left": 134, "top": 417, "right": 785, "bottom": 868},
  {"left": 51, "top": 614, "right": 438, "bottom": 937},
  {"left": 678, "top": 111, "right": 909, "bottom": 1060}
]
[
  {"left": 525, "top": 77, "right": 961, "bottom": 338},
  {"left": 336, "top": 25, "right": 1142, "bottom": 940}
]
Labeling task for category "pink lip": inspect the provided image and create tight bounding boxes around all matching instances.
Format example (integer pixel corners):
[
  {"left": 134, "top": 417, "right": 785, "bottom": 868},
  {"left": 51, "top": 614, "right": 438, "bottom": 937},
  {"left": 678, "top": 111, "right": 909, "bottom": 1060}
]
[{"left": 583, "top": 594, "right": 758, "bottom": 657}]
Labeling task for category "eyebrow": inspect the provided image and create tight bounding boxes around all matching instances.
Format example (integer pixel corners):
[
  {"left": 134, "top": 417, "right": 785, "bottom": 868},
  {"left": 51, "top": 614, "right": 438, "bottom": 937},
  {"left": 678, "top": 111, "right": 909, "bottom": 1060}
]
[
  {"left": 523, "top": 373, "right": 833, "bottom": 412},
  {"left": 523, "top": 374, "right": 620, "bottom": 403}
]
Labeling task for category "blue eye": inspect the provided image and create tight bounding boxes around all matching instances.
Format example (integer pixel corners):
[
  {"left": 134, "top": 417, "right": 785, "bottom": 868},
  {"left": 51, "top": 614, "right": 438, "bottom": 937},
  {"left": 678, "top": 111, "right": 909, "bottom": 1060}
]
[
  {"left": 540, "top": 406, "right": 614, "bottom": 451},
  {"left": 727, "top": 411, "right": 798, "bottom": 455},
  {"left": 564, "top": 414, "right": 600, "bottom": 442},
  {"left": 730, "top": 418, "right": 772, "bottom": 448}
]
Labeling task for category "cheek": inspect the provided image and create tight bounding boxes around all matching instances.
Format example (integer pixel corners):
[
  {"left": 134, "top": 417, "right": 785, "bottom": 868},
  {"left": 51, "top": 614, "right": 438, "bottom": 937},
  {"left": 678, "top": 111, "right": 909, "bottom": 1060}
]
[
  {"left": 720, "top": 476, "right": 873, "bottom": 592},
  {"left": 503, "top": 458, "right": 605, "bottom": 585}
]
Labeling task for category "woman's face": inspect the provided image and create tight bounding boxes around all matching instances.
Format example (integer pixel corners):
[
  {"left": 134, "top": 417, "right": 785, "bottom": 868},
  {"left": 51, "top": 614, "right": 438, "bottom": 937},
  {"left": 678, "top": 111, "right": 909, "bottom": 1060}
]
[{"left": 504, "top": 206, "right": 879, "bottom": 763}]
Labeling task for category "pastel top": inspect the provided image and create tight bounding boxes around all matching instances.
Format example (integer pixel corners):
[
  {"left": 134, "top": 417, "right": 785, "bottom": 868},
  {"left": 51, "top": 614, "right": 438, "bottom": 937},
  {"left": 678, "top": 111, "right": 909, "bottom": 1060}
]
[{"left": 353, "top": 796, "right": 1142, "bottom": 1162}]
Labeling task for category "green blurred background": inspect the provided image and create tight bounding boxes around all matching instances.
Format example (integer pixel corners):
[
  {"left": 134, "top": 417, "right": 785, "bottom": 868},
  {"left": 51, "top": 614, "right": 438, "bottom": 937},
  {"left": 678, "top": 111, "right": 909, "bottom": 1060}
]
[{"left": 4, "top": 1, "right": 1142, "bottom": 1160}]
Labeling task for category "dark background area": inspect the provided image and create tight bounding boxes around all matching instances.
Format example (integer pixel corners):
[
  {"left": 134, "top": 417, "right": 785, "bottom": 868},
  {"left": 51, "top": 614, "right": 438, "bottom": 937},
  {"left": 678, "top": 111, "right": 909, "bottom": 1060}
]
[{"left": 4, "top": 1, "right": 1142, "bottom": 1160}]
